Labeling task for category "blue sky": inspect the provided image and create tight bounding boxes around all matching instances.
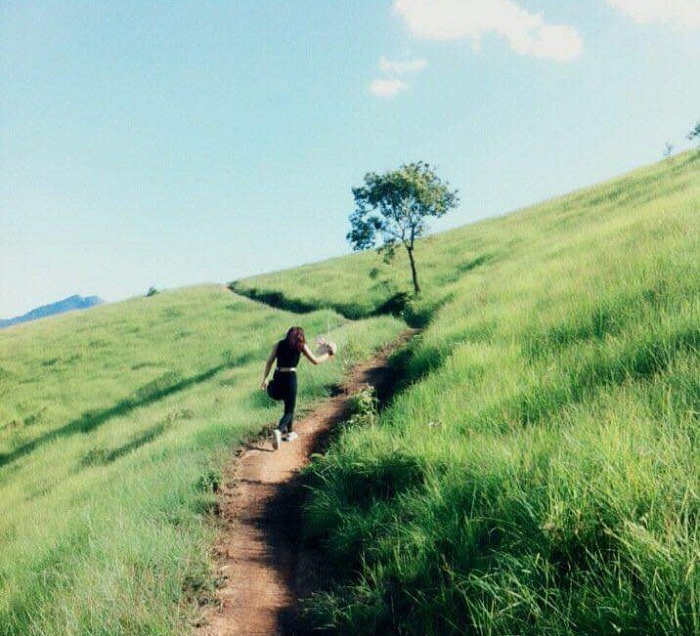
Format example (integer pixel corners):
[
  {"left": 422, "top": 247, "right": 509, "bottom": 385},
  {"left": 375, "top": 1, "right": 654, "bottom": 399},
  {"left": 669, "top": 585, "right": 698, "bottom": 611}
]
[{"left": 1, "top": 1, "right": 698, "bottom": 318}]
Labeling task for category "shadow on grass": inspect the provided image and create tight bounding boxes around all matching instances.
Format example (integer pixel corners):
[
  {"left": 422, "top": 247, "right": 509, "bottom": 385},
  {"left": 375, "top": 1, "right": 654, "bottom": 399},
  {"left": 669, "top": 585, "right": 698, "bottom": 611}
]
[
  {"left": 228, "top": 282, "right": 390, "bottom": 321},
  {"left": 80, "top": 421, "right": 170, "bottom": 467},
  {"left": 0, "top": 363, "right": 232, "bottom": 469},
  {"left": 227, "top": 284, "right": 318, "bottom": 314}
]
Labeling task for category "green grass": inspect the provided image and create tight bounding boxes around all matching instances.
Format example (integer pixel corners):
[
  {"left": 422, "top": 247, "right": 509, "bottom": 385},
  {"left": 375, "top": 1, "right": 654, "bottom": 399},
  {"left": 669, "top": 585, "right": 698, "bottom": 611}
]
[
  {"left": 258, "top": 152, "right": 697, "bottom": 635},
  {"left": 232, "top": 151, "right": 699, "bottom": 325},
  {"left": 1, "top": 150, "right": 697, "bottom": 635},
  {"left": 0, "top": 285, "right": 404, "bottom": 636}
]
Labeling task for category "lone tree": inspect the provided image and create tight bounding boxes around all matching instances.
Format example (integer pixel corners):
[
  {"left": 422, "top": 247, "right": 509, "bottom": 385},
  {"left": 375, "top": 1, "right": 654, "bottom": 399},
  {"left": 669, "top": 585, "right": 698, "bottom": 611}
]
[
  {"left": 347, "top": 161, "right": 458, "bottom": 295},
  {"left": 688, "top": 121, "right": 700, "bottom": 147}
]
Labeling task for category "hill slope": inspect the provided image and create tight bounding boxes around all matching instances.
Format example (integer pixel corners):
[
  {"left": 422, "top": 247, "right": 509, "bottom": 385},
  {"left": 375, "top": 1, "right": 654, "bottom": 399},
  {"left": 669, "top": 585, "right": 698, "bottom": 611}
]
[
  {"left": 0, "top": 286, "right": 403, "bottom": 635},
  {"left": 236, "top": 152, "right": 699, "bottom": 635},
  {"left": 232, "top": 151, "right": 699, "bottom": 326},
  {"left": 0, "top": 151, "right": 697, "bottom": 636}
]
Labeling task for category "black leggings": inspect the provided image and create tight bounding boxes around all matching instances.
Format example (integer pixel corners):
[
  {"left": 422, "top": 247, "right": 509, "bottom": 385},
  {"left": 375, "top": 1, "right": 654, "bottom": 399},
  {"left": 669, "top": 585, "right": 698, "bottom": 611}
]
[{"left": 272, "top": 370, "right": 297, "bottom": 433}]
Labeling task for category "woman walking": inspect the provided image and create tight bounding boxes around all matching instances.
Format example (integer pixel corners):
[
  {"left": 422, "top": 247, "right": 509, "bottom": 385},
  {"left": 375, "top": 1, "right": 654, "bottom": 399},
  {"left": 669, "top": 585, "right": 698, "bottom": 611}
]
[{"left": 261, "top": 326, "right": 336, "bottom": 450}]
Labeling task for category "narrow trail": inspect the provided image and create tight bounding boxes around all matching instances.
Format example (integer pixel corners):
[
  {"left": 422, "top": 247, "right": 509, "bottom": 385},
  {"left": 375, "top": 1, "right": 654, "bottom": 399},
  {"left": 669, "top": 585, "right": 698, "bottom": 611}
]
[{"left": 196, "top": 330, "right": 415, "bottom": 636}]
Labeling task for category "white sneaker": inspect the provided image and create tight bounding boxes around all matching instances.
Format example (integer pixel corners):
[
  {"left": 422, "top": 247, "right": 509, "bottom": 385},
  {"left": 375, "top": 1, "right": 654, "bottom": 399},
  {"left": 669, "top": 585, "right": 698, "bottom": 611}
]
[
  {"left": 272, "top": 429, "right": 281, "bottom": 450},
  {"left": 286, "top": 431, "right": 298, "bottom": 442}
]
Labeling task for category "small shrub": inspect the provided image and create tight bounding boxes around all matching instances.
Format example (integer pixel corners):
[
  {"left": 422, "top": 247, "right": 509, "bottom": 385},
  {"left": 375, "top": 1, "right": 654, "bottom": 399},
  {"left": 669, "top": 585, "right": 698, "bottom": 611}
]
[{"left": 346, "top": 386, "right": 379, "bottom": 428}]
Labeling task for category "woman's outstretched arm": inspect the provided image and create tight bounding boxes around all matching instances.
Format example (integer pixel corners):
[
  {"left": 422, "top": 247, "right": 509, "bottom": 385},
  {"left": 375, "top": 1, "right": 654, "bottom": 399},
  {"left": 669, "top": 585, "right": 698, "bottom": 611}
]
[{"left": 301, "top": 342, "right": 334, "bottom": 365}]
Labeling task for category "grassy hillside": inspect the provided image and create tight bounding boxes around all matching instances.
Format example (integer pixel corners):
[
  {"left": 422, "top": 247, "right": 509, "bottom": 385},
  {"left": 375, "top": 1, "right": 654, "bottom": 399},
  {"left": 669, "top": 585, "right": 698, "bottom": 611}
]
[
  {"left": 239, "top": 152, "right": 699, "bottom": 634},
  {"left": 1, "top": 151, "right": 696, "bottom": 636},
  {"left": 0, "top": 286, "right": 403, "bottom": 635},
  {"left": 232, "top": 151, "right": 699, "bottom": 325}
]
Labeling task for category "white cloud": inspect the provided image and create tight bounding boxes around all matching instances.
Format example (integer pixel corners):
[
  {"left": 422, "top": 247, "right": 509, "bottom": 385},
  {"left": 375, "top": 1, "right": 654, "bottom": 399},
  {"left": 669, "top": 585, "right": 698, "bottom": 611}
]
[
  {"left": 393, "top": 0, "right": 582, "bottom": 62},
  {"left": 370, "top": 78, "right": 409, "bottom": 98},
  {"left": 605, "top": 0, "right": 700, "bottom": 29},
  {"left": 379, "top": 56, "right": 428, "bottom": 75}
]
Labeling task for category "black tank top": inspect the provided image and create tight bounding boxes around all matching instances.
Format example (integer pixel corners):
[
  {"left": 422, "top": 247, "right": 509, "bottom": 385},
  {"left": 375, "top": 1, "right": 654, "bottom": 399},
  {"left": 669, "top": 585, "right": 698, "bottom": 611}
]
[{"left": 276, "top": 338, "right": 301, "bottom": 368}]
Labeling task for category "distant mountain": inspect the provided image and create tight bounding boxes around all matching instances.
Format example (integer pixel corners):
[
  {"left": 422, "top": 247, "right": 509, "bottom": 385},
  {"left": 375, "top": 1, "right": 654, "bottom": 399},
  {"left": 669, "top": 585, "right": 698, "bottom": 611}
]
[{"left": 0, "top": 295, "right": 104, "bottom": 329}]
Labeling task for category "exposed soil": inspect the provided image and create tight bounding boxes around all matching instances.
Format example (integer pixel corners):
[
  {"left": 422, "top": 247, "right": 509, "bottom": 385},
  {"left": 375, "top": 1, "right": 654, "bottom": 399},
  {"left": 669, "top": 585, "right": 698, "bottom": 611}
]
[{"left": 196, "top": 330, "right": 415, "bottom": 636}]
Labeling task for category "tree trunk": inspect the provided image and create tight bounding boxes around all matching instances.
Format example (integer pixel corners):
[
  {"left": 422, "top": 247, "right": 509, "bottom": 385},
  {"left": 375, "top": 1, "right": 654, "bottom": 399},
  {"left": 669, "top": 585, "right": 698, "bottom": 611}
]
[{"left": 406, "top": 246, "right": 420, "bottom": 295}]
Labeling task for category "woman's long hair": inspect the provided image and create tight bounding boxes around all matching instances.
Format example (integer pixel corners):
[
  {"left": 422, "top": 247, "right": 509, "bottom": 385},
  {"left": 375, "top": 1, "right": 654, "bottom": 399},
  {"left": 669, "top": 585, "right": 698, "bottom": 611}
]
[{"left": 285, "top": 326, "right": 306, "bottom": 352}]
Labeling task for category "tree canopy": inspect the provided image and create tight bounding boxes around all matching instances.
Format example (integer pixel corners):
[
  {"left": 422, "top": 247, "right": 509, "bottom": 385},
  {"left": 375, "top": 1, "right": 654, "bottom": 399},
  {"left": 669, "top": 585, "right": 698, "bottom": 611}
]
[{"left": 347, "top": 161, "right": 458, "bottom": 294}]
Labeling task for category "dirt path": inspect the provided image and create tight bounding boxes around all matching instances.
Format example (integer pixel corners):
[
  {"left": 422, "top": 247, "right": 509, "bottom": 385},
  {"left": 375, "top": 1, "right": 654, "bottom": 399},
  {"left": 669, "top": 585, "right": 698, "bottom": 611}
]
[{"left": 196, "top": 331, "right": 413, "bottom": 636}]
